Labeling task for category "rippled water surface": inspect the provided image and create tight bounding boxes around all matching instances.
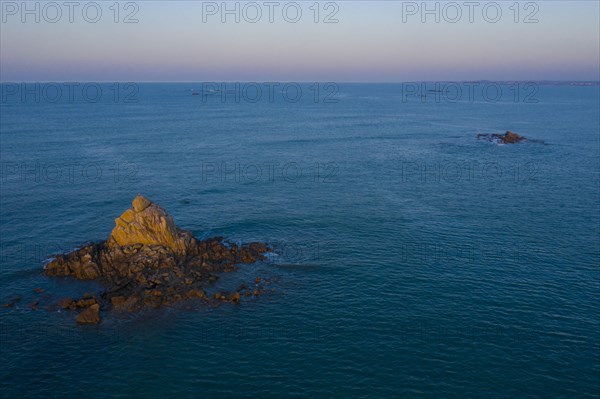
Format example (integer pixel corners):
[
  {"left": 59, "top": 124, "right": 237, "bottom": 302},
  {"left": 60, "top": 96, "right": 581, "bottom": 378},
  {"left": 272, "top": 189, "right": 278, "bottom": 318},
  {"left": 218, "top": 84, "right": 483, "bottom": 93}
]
[{"left": 1, "top": 84, "right": 599, "bottom": 398}]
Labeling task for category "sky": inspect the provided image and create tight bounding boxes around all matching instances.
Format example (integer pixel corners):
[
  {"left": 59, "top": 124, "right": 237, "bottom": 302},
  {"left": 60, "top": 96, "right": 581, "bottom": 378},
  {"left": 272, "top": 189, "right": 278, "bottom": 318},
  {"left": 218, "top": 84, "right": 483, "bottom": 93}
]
[{"left": 1, "top": 1, "right": 599, "bottom": 82}]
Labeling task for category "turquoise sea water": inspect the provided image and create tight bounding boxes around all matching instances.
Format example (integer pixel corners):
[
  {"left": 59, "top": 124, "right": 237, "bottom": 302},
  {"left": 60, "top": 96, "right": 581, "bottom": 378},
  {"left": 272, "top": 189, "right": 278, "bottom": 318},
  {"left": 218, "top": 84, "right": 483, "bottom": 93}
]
[{"left": 1, "top": 83, "right": 599, "bottom": 398}]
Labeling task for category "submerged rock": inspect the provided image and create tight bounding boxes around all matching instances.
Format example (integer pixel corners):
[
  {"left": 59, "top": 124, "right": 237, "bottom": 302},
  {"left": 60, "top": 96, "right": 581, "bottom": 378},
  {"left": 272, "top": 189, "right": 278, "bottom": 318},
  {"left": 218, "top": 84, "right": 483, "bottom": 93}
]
[
  {"left": 57, "top": 297, "right": 75, "bottom": 310},
  {"left": 3, "top": 296, "right": 21, "bottom": 308},
  {"left": 477, "top": 131, "right": 526, "bottom": 144},
  {"left": 44, "top": 195, "right": 270, "bottom": 322}
]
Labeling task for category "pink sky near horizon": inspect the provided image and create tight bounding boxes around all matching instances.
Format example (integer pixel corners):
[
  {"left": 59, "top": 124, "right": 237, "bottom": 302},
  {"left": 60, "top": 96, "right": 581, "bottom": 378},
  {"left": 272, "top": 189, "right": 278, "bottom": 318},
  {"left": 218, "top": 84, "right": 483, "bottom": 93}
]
[{"left": 1, "top": 1, "right": 599, "bottom": 81}]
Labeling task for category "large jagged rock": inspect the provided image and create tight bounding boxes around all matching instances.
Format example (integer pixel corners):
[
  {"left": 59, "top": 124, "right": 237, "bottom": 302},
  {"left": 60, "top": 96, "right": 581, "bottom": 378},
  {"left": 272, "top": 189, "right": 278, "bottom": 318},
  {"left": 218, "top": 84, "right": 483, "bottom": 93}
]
[
  {"left": 44, "top": 195, "right": 270, "bottom": 322},
  {"left": 501, "top": 131, "right": 524, "bottom": 144},
  {"left": 108, "top": 194, "right": 195, "bottom": 255}
]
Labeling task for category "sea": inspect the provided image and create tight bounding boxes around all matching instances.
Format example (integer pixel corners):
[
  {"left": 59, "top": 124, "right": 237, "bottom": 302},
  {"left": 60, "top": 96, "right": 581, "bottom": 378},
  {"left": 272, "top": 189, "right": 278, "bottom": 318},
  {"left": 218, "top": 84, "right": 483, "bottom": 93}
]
[{"left": 1, "top": 82, "right": 599, "bottom": 398}]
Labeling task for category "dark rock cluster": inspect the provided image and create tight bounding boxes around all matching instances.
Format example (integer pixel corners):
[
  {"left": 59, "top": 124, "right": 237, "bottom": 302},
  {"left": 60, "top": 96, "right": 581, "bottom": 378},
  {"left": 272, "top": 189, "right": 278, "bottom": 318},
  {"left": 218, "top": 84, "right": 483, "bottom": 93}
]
[{"left": 477, "top": 131, "right": 526, "bottom": 144}]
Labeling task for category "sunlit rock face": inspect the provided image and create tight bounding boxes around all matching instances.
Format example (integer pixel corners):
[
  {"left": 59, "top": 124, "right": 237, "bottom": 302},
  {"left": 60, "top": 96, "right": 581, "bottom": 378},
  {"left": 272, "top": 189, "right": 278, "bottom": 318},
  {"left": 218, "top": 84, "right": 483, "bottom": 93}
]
[{"left": 107, "top": 194, "right": 196, "bottom": 256}]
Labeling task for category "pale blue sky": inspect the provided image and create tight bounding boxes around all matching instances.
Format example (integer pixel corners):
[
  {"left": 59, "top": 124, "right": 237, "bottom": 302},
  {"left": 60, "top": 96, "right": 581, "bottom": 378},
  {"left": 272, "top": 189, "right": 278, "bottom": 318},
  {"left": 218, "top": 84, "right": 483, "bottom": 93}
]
[{"left": 1, "top": 1, "right": 599, "bottom": 81}]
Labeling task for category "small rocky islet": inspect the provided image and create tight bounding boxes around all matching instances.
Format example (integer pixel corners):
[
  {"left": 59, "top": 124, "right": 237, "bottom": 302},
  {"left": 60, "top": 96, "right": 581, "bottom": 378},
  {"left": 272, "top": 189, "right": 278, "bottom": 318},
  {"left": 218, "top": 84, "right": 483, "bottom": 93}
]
[
  {"left": 476, "top": 130, "right": 527, "bottom": 144},
  {"left": 41, "top": 194, "right": 272, "bottom": 324}
]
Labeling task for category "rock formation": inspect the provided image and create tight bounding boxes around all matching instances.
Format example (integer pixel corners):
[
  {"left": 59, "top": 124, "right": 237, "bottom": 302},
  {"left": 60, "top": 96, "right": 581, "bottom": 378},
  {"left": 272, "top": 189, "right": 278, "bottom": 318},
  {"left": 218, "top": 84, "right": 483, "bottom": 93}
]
[
  {"left": 76, "top": 304, "right": 100, "bottom": 324},
  {"left": 477, "top": 131, "right": 526, "bottom": 144},
  {"left": 44, "top": 195, "right": 270, "bottom": 323},
  {"left": 108, "top": 194, "right": 195, "bottom": 255}
]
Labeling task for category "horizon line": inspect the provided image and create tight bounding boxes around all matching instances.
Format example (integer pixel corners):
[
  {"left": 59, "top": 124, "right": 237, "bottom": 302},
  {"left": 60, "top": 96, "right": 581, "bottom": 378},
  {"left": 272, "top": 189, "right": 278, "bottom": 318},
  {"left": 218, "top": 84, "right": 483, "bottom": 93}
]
[{"left": 1, "top": 80, "right": 599, "bottom": 84}]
